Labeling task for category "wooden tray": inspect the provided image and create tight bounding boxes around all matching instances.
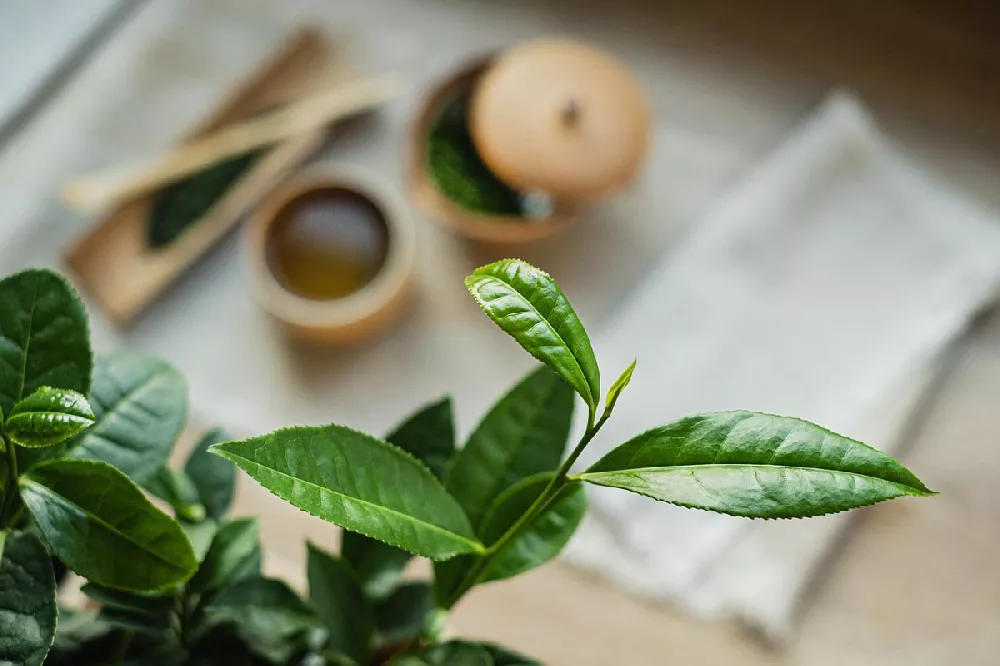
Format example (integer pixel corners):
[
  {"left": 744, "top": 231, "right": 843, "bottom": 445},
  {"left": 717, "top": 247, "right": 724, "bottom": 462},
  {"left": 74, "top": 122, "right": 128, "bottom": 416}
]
[{"left": 65, "top": 27, "right": 342, "bottom": 324}]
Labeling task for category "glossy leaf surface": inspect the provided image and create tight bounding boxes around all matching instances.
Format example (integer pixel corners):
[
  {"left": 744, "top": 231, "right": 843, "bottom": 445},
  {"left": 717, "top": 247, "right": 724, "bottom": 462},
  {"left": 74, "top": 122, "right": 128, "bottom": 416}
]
[
  {"left": 0, "top": 269, "right": 91, "bottom": 419},
  {"left": 184, "top": 427, "right": 236, "bottom": 521},
  {"left": 307, "top": 542, "right": 373, "bottom": 663},
  {"left": 445, "top": 366, "right": 574, "bottom": 528},
  {"left": 212, "top": 425, "right": 483, "bottom": 560},
  {"left": 5, "top": 387, "right": 94, "bottom": 448},
  {"left": 68, "top": 352, "right": 187, "bottom": 482},
  {"left": 478, "top": 474, "right": 586, "bottom": 583},
  {"left": 20, "top": 459, "right": 197, "bottom": 591},
  {"left": 0, "top": 531, "right": 56, "bottom": 666},
  {"left": 466, "top": 260, "right": 599, "bottom": 408},
  {"left": 580, "top": 411, "right": 933, "bottom": 518},
  {"left": 188, "top": 518, "right": 261, "bottom": 594},
  {"left": 340, "top": 398, "right": 457, "bottom": 600}
]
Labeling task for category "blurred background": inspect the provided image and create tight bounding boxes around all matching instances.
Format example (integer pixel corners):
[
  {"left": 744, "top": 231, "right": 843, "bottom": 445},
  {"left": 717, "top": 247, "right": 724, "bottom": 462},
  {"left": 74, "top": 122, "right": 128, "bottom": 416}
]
[{"left": 2, "top": 0, "right": 999, "bottom": 664}]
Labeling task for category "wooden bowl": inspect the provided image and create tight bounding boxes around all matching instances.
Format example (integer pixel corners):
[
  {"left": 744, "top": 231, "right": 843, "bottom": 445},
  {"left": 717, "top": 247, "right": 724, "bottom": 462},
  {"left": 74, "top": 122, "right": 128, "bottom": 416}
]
[
  {"left": 243, "top": 165, "right": 415, "bottom": 344},
  {"left": 406, "top": 57, "right": 576, "bottom": 244}
]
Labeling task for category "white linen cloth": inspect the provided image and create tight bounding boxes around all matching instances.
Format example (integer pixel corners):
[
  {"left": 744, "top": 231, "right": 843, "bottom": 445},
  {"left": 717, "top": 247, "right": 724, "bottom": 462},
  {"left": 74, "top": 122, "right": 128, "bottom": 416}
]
[{"left": 563, "top": 93, "right": 1000, "bottom": 638}]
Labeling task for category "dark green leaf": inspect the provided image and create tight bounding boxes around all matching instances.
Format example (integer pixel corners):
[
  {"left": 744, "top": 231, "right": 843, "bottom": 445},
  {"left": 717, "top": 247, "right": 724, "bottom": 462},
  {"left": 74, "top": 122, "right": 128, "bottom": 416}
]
[
  {"left": 81, "top": 582, "right": 174, "bottom": 614},
  {"left": 20, "top": 459, "right": 198, "bottom": 591},
  {"left": 479, "top": 474, "right": 586, "bottom": 583},
  {"left": 189, "top": 518, "right": 262, "bottom": 595},
  {"left": 97, "top": 605, "right": 173, "bottom": 635},
  {"left": 184, "top": 427, "right": 236, "bottom": 521},
  {"left": 603, "top": 359, "right": 636, "bottom": 417},
  {"left": 0, "top": 269, "right": 91, "bottom": 420},
  {"left": 204, "top": 577, "right": 319, "bottom": 656},
  {"left": 374, "top": 582, "right": 434, "bottom": 647},
  {"left": 211, "top": 425, "right": 483, "bottom": 560},
  {"left": 144, "top": 466, "right": 206, "bottom": 523},
  {"left": 339, "top": 399, "right": 456, "bottom": 601},
  {"left": 386, "top": 397, "right": 456, "bottom": 479},
  {"left": 5, "top": 387, "right": 94, "bottom": 448},
  {"left": 46, "top": 610, "right": 122, "bottom": 666},
  {"left": 0, "top": 531, "right": 56, "bottom": 666},
  {"left": 340, "top": 532, "right": 412, "bottom": 601},
  {"left": 68, "top": 352, "right": 187, "bottom": 483},
  {"left": 466, "top": 259, "right": 600, "bottom": 409},
  {"left": 579, "top": 411, "right": 934, "bottom": 518},
  {"left": 181, "top": 519, "right": 219, "bottom": 562},
  {"left": 306, "top": 543, "right": 373, "bottom": 662},
  {"left": 422, "top": 641, "right": 494, "bottom": 666},
  {"left": 480, "top": 643, "right": 542, "bottom": 666},
  {"left": 445, "top": 366, "right": 575, "bottom": 528}
]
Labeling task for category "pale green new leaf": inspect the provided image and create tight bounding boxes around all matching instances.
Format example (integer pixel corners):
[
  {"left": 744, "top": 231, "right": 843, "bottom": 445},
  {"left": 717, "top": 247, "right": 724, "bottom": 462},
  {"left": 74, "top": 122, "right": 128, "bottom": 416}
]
[
  {"left": 184, "top": 427, "right": 236, "bottom": 521},
  {"left": 68, "top": 352, "right": 187, "bottom": 482},
  {"left": 604, "top": 359, "right": 636, "bottom": 417},
  {"left": 578, "top": 411, "right": 934, "bottom": 518},
  {"left": 0, "top": 269, "right": 91, "bottom": 420},
  {"left": 20, "top": 459, "right": 198, "bottom": 591},
  {"left": 466, "top": 259, "right": 600, "bottom": 409},
  {"left": 188, "top": 518, "right": 261, "bottom": 594},
  {"left": 0, "top": 531, "right": 56, "bottom": 666},
  {"left": 211, "top": 425, "right": 483, "bottom": 560},
  {"left": 478, "top": 474, "right": 586, "bottom": 583},
  {"left": 5, "top": 387, "right": 94, "bottom": 448},
  {"left": 445, "top": 366, "right": 575, "bottom": 528},
  {"left": 307, "top": 542, "right": 373, "bottom": 662}
]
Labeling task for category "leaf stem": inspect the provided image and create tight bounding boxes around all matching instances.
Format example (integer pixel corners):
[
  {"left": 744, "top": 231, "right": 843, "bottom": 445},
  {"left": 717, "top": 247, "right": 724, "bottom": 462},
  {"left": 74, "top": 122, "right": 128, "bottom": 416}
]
[
  {"left": 442, "top": 406, "right": 607, "bottom": 609},
  {"left": 0, "top": 434, "right": 19, "bottom": 529}
]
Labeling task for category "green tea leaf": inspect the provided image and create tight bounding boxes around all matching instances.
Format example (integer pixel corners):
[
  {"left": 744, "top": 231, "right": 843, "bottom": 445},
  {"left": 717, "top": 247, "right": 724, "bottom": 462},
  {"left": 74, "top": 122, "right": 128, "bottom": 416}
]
[
  {"left": 211, "top": 425, "right": 483, "bottom": 560},
  {"left": 480, "top": 643, "right": 542, "bottom": 666},
  {"left": 81, "top": 582, "right": 174, "bottom": 614},
  {"left": 68, "top": 352, "right": 187, "bottom": 482},
  {"left": 306, "top": 543, "right": 373, "bottom": 662},
  {"left": 205, "top": 577, "right": 319, "bottom": 642},
  {"left": 373, "top": 582, "right": 434, "bottom": 647},
  {"left": 422, "top": 641, "right": 493, "bottom": 666},
  {"left": 5, "top": 387, "right": 94, "bottom": 448},
  {"left": 340, "top": 398, "right": 456, "bottom": 600},
  {"left": 604, "top": 359, "right": 636, "bottom": 417},
  {"left": 184, "top": 427, "right": 236, "bottom": 521},
  {"left": 181, "top": 519, "right": 218, "bottom": 563},
  {"left": 0, "top": 531, "right": 57, "bottom": 666},
  {"left": 478, "top": 474, "right": 586, "bottom": 583},
  {"left": 0, "top": 269, "right": 91, "bottom": 419},
  {"left": 466, "top": 259, "right": 600, "bottom": 409},
  {"left": 188, "top": 518, "right": 262, "bottom": 595},
  {"left": 20, "top": 459, "right": 198, "bottom": 591},
  {"left": 578, "top": 411, "right": 934, "bottom": 518},
  {"left": 96, "top": 605, "right": 172, "bottom": 635},
  {"left": 386, "top": 397, "right": 456, "bottom": 480},
  {"left": 340, "top": 532, "right": 412, "bottom": 601},
  {"left": 445, "top": 366, "right": 575, "bottom": 528},
  {"left": 143, "top": 466, "right": 206, "bottom": 523}
]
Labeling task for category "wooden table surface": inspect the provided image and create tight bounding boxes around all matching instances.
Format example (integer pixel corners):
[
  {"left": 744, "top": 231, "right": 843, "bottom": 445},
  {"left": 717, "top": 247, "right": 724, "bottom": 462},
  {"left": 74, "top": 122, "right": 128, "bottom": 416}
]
[{"left": 2, "top": 1, "right": 999, "bottom": 664}]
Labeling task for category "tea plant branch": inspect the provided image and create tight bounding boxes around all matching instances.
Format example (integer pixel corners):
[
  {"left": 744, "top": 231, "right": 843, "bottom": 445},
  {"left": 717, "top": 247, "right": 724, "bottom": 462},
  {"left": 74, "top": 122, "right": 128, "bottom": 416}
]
[
  {"left": 0, "top": 433, "right": 19, "bottom": 528},
  {"left": 442, "top": 406, "right": 607, "bottom": 610}
]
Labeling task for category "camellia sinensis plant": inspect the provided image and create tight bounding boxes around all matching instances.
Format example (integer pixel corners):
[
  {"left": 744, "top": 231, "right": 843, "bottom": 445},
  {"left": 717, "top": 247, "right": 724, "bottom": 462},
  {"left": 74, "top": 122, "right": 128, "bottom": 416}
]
[{"left": 0, "top": 261, "right": 932, "bottom": 666}]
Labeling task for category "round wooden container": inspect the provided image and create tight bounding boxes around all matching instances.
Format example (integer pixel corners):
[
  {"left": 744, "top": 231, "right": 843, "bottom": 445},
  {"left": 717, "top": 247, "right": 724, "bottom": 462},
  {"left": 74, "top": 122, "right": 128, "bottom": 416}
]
[
  {"left": 244, "top": 165, "right": 415, "bottom": 344},
  {"left": 406, "top": 57, "right": 575, "bottom": 244}
]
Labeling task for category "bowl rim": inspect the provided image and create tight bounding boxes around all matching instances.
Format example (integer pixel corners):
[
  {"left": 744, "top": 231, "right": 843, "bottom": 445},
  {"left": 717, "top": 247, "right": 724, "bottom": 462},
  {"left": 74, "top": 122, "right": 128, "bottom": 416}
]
[{"left": 243, "top": 163, "right": 415, "bottom": 328}]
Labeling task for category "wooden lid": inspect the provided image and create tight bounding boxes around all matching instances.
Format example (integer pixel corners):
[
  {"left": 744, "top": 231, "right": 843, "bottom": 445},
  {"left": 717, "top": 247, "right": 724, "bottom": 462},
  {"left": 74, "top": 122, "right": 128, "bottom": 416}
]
[{"left": 470, "top": 39, "right": 651, "bottom": 201}]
